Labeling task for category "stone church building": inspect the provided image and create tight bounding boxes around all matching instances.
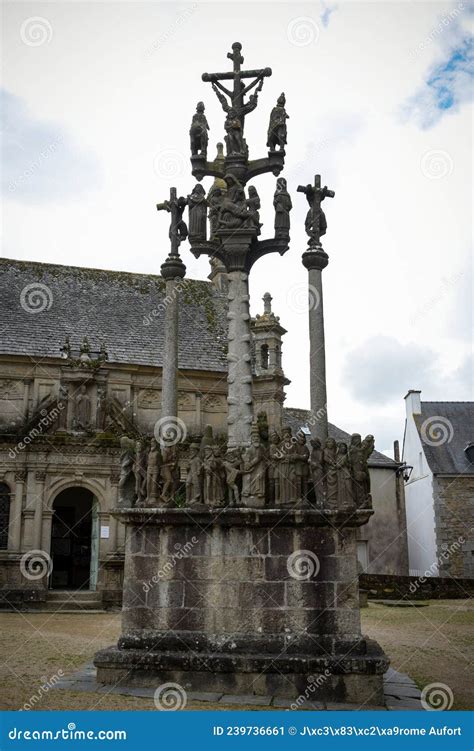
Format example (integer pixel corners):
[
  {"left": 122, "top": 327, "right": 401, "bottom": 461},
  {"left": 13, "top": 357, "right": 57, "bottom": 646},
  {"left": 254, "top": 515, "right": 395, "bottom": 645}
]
[{"left": 0, "top": 257, "right": 408, "bottom": 608}]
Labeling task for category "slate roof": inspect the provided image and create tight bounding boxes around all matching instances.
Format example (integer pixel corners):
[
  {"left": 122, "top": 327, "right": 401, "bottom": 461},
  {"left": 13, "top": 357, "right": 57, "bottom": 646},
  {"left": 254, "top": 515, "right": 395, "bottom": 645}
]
[
  {"left": 414, "top": 401, "right": 474, "bottom": 475},
  {"left": 283, "top": 407, "right": 398, "bottom": 468},
  {"left": 0, "top": 258, "right": 228, "bottom": 372}
]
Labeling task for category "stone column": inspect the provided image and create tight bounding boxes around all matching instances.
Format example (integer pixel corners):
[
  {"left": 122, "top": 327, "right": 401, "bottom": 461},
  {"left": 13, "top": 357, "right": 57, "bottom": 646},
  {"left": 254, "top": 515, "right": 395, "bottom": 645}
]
[
  {"left": 9, "top": 471, "right": 26, "bottom": 552},
  {"left": 302, "top": 248, "right": 329, "bottom": 443},
  {"left": 108, "top": 474, "right": 120, "bottom": 553},
  {"left": 219, "top": 228, "right": 257, "bottom": 449},
  {"left": 33, "top": 471, "right": 46, "bottom": 550},
  {"left": 159, "top": 255, "right": 186, "bottom": 432},
  {"left": 42, "top": 511, "right": 53, "bottom": 557}
]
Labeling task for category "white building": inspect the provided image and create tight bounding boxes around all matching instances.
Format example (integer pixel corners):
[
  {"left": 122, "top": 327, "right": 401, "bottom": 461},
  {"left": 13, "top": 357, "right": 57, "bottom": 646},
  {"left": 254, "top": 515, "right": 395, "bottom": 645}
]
[{"left": 402, "top": 390, "right": 474, "bottom": 578}]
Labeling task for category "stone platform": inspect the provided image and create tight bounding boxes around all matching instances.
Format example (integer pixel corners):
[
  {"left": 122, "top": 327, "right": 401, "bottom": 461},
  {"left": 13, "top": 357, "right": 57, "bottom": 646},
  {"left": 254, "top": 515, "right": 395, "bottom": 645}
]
[{"left": 94, "top": 507, "right": 389, "bottom": 705}]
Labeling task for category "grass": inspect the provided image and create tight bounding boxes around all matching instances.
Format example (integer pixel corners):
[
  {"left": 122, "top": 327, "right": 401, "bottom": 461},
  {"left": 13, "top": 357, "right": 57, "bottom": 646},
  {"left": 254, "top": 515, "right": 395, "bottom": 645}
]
[{"left": 0, "top": 599, "right": 471, "bottom": 711}]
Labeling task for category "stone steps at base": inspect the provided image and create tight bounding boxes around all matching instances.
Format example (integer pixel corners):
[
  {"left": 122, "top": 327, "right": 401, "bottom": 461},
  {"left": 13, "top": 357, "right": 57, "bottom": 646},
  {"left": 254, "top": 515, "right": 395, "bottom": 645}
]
[
  {"left": 45, "top": 591, "right": 104, "bottom": 612},
  {"left": 47, "top": 590, "right": 101, "bottom": 601},
  {"left": 26, "top": 608, "right": 108, "bottom": 614},
  {"left": 42, "top": 601, "right": 104, "bottom": 612}
]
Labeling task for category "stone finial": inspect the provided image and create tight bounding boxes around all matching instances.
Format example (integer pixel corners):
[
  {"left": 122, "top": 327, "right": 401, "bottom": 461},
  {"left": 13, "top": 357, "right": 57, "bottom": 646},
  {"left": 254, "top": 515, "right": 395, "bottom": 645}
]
[{"left": 263, "top": 292, "right": 272, "bottom": 315}]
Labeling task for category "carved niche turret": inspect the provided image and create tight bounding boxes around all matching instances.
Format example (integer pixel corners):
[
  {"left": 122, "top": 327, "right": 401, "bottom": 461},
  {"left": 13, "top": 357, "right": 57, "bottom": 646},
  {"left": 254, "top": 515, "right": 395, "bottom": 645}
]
[{"left": 251, "top": 292, "right": 289, "bottom": 432}]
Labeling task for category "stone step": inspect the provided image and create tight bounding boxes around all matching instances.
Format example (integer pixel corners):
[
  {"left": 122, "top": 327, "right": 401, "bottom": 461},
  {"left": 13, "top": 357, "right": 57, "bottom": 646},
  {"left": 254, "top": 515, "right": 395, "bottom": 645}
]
[
  {"left": 47, "top": 590, "right": 101, "bottom": 601},
  {"left": 43, "top": 600, "right": 104, "bottom": 612}
]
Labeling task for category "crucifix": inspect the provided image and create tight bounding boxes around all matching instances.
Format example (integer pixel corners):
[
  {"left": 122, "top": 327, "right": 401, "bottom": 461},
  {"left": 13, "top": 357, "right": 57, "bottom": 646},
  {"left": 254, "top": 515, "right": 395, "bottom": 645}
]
[
  {"left": 202, "top": 42, "right": 271, "bottom": 129},
  {"left": 297, "top": 174, "right": 335, "bottom": 247},
  {"left": 156, "top": 187, "right": 188, "bottom": 257}
]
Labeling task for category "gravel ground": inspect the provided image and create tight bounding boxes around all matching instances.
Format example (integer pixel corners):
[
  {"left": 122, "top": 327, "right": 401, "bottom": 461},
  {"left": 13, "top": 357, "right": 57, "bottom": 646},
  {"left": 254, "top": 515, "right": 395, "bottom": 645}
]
[{"left": 0, "top": 599, "right": 471, "bottom": 711}]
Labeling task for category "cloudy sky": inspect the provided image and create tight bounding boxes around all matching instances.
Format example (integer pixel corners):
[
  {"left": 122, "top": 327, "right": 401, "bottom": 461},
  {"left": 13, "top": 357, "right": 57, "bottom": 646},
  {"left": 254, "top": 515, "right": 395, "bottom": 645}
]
[{"left": 2, "top": 0, "right": 472, "bottom": 454}]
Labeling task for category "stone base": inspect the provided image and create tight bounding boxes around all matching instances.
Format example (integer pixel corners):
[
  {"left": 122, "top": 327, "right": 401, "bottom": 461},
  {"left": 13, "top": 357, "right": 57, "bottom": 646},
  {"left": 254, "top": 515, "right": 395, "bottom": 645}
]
[
  {"left": 95, "top": 507, "right": 389, "bottom": 705},
  {"left": 95, "top": 639, "right": 387, "bottom": 704}
]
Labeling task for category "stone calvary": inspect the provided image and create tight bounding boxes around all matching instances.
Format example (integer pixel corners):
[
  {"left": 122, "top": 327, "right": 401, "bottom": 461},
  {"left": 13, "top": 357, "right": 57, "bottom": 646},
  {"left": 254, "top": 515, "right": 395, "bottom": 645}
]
[{"left": 94, "top": 42, "right": 389, "bottom": 705}]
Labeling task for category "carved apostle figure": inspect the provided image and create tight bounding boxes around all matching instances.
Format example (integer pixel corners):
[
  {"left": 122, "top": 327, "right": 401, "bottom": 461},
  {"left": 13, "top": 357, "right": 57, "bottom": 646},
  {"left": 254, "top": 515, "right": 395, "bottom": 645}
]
[
  {"left": 279, "top": 426, "right": 297, "bottom": 505},
  {"left": 361, "top": 434, "right": 375, "bottom": 505},
  {"left": 74, "top": 384, "right": 91, "bottom": 431},
  {"left": 134, "top": 439, "right": 148, "bottom": 506},
  {"left": 323, "top": 437, "right": 338, "bottom": 508},
  {"left": 160, "top": 444, "right": 179, "bottom": 504},
  {"left": 187, "top": 184, "right": 207, "bottom": 243},
  {"left": 202, "top": 445, "right": 225, "bottom": 508},
  {"left": 241, "top": 429, "right": 266, "bottom": 507},
  {"left": 246, "top": 186, "right": 262, "bottom": 235},
  {"left": 268, "top": 430, "right": 281, "bottom": 505},
  {"left": 267, "top": 93, "right": 289, "bottom": 151},
  {"left": 273, "top": 177, "right": 292, "bottom": 238},
  {"left": 189, "top": 101, "right": 209, "bottom": 156},
  {"left": 224, "top": 108, "right": 246, "bottom": 155},
  {"left": 336, "top": 442, "right": 354, "bottom": 509},
  {"left": 186, "top": 443, "right": 203, "bottom": 506},
  {"left": 96, "top": 386, "right": 107, "bottom": 431},
  {"left": 224, "top": 447, "right": 242, "bottom": 506},
  {"left": 208, "top": 186, "right": 224, "bottom": 241},
  {"left": 294, "top": 431, "right": 310, "bottom": 501},
  {"left": 349, "top": 433, "right": 373, "bottom": 507},
  {"left": 309, "top": 437, "right": 325, "bottom": 508},
  {"left": 146, "top": 438, "right": 162, "bottom": 505},
  {"left": 118, "top": 436, "right": 136, "bottom": 507}
]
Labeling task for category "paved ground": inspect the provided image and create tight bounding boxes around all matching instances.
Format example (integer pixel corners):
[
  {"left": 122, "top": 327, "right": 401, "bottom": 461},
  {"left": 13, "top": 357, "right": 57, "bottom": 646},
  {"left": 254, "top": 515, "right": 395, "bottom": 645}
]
[
  {"left": 46, "top": 662, "right": 421, "bottom": 710},
  {"left": 0, "top": 599, "right": 471, "bottom": 711}
]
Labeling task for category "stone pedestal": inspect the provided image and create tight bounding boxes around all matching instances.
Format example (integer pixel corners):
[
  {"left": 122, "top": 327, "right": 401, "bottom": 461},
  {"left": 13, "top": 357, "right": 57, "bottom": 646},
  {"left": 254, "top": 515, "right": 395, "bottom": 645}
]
[{"left": 95, "top": 508, "right": 388, "bottom": 704}]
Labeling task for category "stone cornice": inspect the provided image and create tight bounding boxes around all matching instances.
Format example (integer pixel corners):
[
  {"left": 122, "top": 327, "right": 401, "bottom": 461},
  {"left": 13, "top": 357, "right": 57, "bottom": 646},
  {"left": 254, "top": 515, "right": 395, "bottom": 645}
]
[{"left": 111, "top": 506, "right": 373, "bottom": 529}]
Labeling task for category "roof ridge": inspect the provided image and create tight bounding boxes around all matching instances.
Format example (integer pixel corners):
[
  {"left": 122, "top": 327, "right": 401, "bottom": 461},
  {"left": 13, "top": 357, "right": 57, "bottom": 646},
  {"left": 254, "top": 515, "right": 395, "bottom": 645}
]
[
  {"left": 421, "top": 400, "right": 473, "bottom": 405},
  {"left": 0, "top": 256, "right": 212, "bottom": 286}
]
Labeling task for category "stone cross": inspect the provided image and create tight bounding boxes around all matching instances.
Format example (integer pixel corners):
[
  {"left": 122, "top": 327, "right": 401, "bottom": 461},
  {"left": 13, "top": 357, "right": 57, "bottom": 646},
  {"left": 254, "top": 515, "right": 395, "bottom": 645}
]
[
  {"left": 297, "top": 174, "right": 335, "bottom": 247},
  {"left": 156, "top": 187, "right": 187, "bottom": 257},
  {"left": 156, "top": 188, "right": 186, "bottom": 444},
  {"left": 202, "top": 42, "right": 271, "bottom": 128}
]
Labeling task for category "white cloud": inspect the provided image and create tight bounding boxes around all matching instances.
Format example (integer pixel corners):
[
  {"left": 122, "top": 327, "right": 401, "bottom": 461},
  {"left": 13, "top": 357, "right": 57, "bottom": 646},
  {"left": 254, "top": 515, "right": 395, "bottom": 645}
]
[
  {"left": 1, "top": 89, "right": 101, "bottom": 202},
  {"left": 401, "top": 2, "right": 473, "bottom": 128}
]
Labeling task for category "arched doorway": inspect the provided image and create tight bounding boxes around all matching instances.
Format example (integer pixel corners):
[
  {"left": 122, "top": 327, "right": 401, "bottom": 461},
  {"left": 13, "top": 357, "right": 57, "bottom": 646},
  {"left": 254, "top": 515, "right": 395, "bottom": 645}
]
[{"left": 50, "top": 487, "right": 99, "bottom": 590}]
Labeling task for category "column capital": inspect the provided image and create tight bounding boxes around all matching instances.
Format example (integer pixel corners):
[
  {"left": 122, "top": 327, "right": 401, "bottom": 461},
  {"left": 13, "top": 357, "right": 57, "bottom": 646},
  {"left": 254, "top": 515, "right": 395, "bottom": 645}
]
[
  {"left": 15, "top": 471, "right": 27, "bottom": 483},
  {"left": 35, "top": 471, "right": 47, "bottom": 482},
  {"left": 160, "top": 256, "right": 186, "bottom": 280},
  {"left": 302, "top": 247, "right": 329, "bottom": 271}
]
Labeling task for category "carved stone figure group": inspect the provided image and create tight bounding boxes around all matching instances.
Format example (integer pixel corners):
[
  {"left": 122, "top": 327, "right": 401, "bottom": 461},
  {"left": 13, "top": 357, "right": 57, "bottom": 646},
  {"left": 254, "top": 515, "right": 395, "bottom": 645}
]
[
  {"left": 186, "top": 176, "right": 291, "bottom": 244},
  {"left": 118, "top": 436, "right": 179, "bottom": 508},
  {"left": 308, "top": 433, "right": 375, "bottom": 510},
  {"left": 117, "top": 424, "right": 374, "bottom": 511},
  {"left": 183, "top": 426, "right": 373, "bottom": 511}
]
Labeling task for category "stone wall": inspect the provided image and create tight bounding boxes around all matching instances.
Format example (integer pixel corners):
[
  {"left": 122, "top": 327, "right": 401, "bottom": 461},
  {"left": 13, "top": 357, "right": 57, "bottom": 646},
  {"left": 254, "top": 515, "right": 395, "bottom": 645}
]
[
  {"left": 360, "top": 573, "right": 474, "bottom": 600},
  {"left": 356, "top": 468, "right": 409, "bottom": 576},
  {"left": 433, "top": 475, "right": 474, "bottom": 578}
]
